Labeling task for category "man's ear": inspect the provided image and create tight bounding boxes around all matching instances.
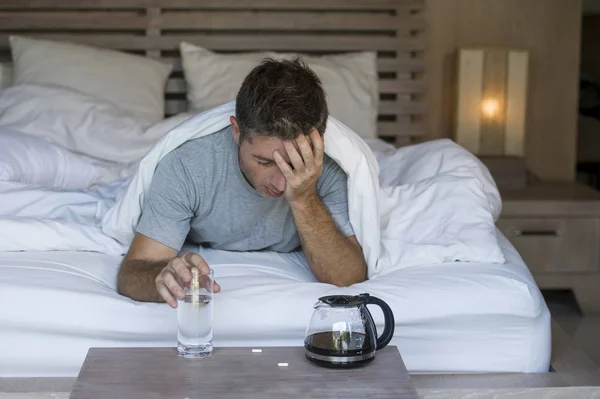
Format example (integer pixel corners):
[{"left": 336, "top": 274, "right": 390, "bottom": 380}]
[{"left": 230, "top": 116, "right": 240, "bottom": 145}]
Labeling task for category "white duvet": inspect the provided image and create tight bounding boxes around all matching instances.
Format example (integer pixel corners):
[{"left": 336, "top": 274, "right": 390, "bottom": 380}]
[{"left": 0, "top": 101, "right": 505, "bottom": 276}]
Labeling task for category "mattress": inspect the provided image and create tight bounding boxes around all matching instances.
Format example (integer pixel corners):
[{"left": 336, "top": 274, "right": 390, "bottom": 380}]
[{"left": 0, "top": 231, "right": 551, "bottom": 377}]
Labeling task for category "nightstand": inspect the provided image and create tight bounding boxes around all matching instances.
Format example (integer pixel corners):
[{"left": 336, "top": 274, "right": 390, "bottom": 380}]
[{"left": 496, "top": 182, "right": 600, "bottom": 315}]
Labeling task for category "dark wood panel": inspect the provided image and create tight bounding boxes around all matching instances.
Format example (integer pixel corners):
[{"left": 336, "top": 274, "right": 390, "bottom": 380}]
[
  {"left": 166, "top": 56, "right": 425, "bottom": 74},
  {"left": 0, "top": 0, "right": 423, "bottom": 10},
  {"left": 0, "top": 12, "right": 149, "bottom": 30},
  {"left": 0, "top": 34, "right": 423, "bottom": 52}
]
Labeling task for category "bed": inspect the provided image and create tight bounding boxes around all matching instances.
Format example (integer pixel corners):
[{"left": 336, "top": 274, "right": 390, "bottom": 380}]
[
  {"left": 0, "top": 232, "right": 550, "bottom": 377},
  {"left": 0, "top": 0, "right": 551, "bottom": 378}
]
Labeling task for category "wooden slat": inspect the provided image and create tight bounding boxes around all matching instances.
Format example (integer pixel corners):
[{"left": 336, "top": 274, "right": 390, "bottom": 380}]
[
  {"left": 0, "top": 34, "right": 423, "bottom": 52},
  {"left": 164, "top": 77, "right": 424, "bottom": 95},
  {"left": 160, "top": 0, "right": 423, "bottom": 9},
  {"left": 164, "top": 98, "right": 424, "bottom": 116},
  {"left": 0, "top": 12, "right": 148, "bottom": 30},
  {"left": 158, "top": 12, "right": 423, "bottom": 31},
  {"left": 378, "top": 58, "right": 425, "bottom": 73},
  {"left": 378, "top": 121, "right": 424, "bottom": 136},
  {"left": 166, "top": 57, "right": 425, "bottom": 74},
  {"left": 380, "top": 79, "right": 425, "bottom": 94},
  {"left": 0, "top": 0, "right": 422, "bottom": 10},
  {"left": 157, "top": 35, "right": 424, "bottom": 52},
  {"left": 165, "top": 99, "right": 425, "bottom": 115},
  {"left": 165, "top": 99, "right": 186, "bottom": 115},
  {"left": 380, "top": 99, "right": 425, "bottom": 115},
  {"left": 145, "top": 6, "right": 161, "bottom": 59},
  {"left": 0, "top": 11, "right": 424, "bottom": 32}
]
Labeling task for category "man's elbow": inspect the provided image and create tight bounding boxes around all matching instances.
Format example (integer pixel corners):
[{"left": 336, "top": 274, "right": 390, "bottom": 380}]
[
  {"left": 116, "top": 263, "right": 131, "bottom": 297},
  {"left": 331, "top": 262, "right": 368, "bottom": 287},
  {"left": 331, "top": 277, "right": 365, "bottom": 288}
]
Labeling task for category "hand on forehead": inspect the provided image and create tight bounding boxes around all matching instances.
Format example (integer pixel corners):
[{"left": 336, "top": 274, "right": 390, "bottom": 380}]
[{"left": 277, "top": 131, "right": 320, "bottom": 161}]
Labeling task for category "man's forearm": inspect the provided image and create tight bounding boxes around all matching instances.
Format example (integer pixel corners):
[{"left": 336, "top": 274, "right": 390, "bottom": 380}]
[
  {"left": 290, "top": 195, "right": 367, "bottom": 287},
  {"left": 117, "top": 260, "right": 168, "bottom": 302}
]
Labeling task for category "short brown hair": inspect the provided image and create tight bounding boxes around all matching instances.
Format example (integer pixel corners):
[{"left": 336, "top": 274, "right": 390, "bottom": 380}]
[{"left": 235, "top": 58, "right": 328, "bottom": 142}]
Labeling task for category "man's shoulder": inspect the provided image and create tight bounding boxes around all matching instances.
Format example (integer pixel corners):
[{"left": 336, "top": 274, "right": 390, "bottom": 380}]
[
  {"left": 158, "top": 126, "right": 233, "bottom": 170},
  {"left": 172, "top": 126, "right": 233, "bottom": 160}
]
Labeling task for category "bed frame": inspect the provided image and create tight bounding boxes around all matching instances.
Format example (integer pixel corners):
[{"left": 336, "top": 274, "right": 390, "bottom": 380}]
[
  {"left": 0, "top": 0, "right": 599, "bottom": 391},
  {"left": 0, "top": 0, "right": 426, "bottom": 147}
]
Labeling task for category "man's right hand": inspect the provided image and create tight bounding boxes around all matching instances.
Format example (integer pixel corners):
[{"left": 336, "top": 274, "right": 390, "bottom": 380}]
[{"left": 155, "top": 252, "right": 221, "bottom": 308}]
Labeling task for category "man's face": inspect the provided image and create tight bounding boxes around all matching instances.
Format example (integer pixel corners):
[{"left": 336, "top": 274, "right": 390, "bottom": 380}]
[{"left": 230, "top": 116, "right": 291, "bottom": 198}]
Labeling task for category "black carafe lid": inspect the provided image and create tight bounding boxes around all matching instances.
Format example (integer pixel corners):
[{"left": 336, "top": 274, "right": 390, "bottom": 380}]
[{"left": 318, "top": 293, "right": 369, "bottom": 308}]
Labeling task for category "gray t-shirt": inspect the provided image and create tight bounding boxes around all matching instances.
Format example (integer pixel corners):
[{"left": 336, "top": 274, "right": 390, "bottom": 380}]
[{"left": 136, "top": 126, "right": 354, "bottom": 252}]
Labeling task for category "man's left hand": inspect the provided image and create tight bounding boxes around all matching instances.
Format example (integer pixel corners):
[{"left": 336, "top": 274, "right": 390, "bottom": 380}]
[{"left": 273, "top": 130, "right": 324, "bottom": 205}]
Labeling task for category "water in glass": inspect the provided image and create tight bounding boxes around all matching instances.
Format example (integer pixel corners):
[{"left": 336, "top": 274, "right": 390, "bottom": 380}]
[{"left": 176, "top": 268, "right": 214, "bottom": 358}]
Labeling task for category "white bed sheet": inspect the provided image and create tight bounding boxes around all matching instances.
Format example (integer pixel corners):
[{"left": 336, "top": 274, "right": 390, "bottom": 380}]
[{"left": 0, "top": 230, "right": 550, "bottom": 377}]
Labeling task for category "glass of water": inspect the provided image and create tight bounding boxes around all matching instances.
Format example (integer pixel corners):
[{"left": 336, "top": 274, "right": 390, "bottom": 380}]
[{"left": 177, "top": 268, "right": 214, "bottom": 358}]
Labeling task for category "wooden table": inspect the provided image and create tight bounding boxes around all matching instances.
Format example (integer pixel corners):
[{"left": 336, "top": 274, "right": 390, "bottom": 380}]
[
  {"left": 3, "top": 321, "right": 598, "bottom": 398},
  {"left": 68, "top": 346, "right": 419, "bottom": 399}
]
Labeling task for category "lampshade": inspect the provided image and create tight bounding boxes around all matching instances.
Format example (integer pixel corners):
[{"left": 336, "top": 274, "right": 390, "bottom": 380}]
[{"left": 454, "top": 48, "right": 529, "bottom": 157}]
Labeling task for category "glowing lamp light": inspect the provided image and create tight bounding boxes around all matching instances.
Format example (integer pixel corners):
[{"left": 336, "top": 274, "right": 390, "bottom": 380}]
[{"left": 480, "top": 98, "right": 500, "bottom": 118}]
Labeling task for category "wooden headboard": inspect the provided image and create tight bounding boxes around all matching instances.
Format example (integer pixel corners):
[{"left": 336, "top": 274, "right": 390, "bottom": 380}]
[{"left": 0, "top": 0, "right": 425, "bottom": 146}]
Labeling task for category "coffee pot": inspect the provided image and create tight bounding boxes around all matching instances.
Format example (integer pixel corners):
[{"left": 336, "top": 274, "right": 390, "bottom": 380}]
[{"left": 304, "top": 293, "right": 395, "bottom": 368}]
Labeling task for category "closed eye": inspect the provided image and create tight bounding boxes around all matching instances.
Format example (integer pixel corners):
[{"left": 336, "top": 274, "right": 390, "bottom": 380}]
[{"left": 258, "top": 160, "right": 273, "bottom": 167}]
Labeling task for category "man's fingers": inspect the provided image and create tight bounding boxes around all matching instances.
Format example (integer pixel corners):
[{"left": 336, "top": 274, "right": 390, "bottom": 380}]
[
  {"left": 170, "top": 257, "right": 192, "bottom": 283},
  {"left": 158, "top": 254, "right": 219, "bottom": 308},
  {"left": 310, "top": 130, "right": 324, "bottom": 163},
  {"left": 297, "top": 134, "right": 314, "bottom": 168},
  {"left": 283, "top": 141, "right": 305, "bottom": 172},
  {"left": 198, "top": 274, "right": 215, "bottom": 291},
  {"left": 163, "top": 270, "right": 185, "bottom": 300},
  {"left": 156, "top": 281, "right": 178, "bottom": 308},
  {"left": 274, "top": 150, "right": 294, "bottom": 179},
  {"left": 179, "top": 253, "right": 217, "bottom": 292},
  {"left": 182, "top": 252, "right": 210, "bottom": 275}
]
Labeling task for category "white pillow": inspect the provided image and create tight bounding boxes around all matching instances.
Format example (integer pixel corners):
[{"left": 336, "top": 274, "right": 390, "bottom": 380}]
[
  {"left": 0, "top": 85, "right": 160, "bottom": 163},
  {"left": 179, "top": 42, "right": 379, "bottom": 138},
  {"left": 0, "top": 62, "right": 12, "bottom": 88},
  {"left": 9, "top": 35, "right": 172, "bottom": 124},
  {"left": 0, "top": 127, "right": 126, "bottom": 189}
]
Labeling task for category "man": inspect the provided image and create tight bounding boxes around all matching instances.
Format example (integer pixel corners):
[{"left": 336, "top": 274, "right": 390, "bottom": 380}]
[{"left": 117, "top": 58, "right": 368, "bottom": 308}]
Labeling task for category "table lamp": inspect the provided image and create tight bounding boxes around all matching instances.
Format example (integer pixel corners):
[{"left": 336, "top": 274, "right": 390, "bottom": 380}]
[{"left": 454, "top": 48, "right": 529, "bottom": 157}]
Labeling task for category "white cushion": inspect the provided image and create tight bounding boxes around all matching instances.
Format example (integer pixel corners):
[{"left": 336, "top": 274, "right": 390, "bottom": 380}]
[
  {"left": 9, "top": 35, "right": 172, "bottom": 124},
  {"left": 0, "top": 62, "right": 12, "bottom": 88},
  {"left": 0, "top": 85, "right": 188, "bottom": 163},
  {"left": 180, "top": 42, "right": 379, "bottom": 138},
  {"left": 0, "top": 127, "right": 125, "bottom": 189}
]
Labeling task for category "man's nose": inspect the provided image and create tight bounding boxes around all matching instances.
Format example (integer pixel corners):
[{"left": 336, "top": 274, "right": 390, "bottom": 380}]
[{"left": 273, "top": 170, "right": 286, "bottom": 192}]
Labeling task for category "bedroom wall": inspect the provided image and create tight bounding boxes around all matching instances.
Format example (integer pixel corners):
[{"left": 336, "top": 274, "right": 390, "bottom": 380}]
[
  {"left": 425, "top": 0, "right": 582, "bottom": 181},
  {"left": 581, "top": 15, "right": 600, "bottom": 82}
]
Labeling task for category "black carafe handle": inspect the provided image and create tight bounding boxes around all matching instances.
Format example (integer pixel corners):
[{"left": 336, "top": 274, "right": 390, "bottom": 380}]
[{"left": 367, "top": 295, "right": 395, "bottom": 350}]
